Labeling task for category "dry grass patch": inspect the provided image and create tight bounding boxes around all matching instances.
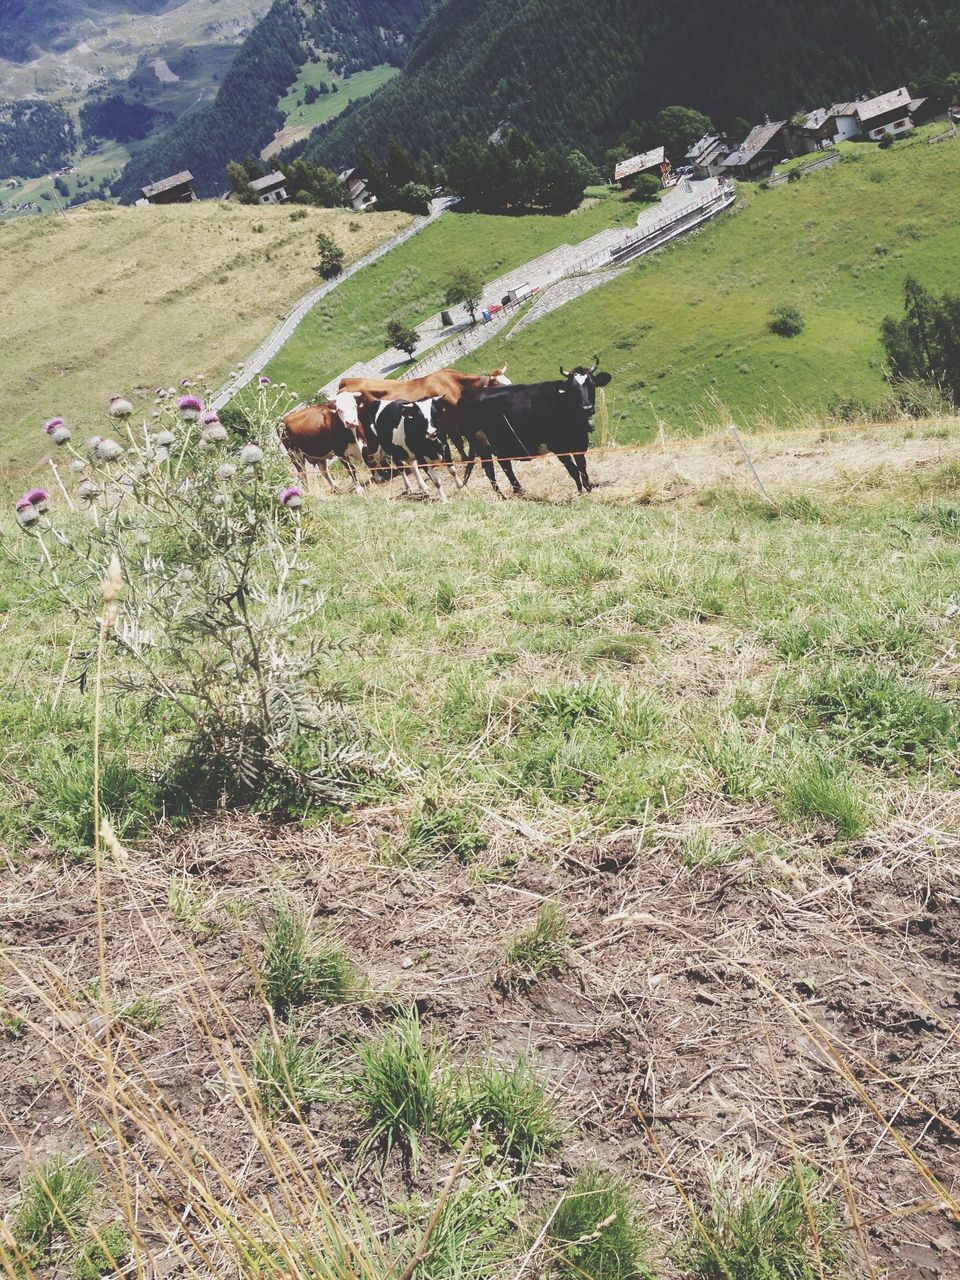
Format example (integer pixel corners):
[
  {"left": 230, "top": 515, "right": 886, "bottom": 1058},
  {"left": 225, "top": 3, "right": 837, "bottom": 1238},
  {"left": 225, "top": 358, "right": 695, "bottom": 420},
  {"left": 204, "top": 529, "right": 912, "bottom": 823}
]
[{"left": 0, "top": 201, "right": 411, "bottom": 471}]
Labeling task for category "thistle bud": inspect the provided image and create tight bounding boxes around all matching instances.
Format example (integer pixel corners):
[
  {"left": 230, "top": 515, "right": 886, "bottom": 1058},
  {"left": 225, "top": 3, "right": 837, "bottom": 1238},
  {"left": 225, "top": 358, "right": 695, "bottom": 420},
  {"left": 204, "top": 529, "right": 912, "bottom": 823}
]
[
  {"left": 239, "top": 443, "right": 264, "bottom": 466},
  {"left": 109, "top": 396, "right": 134, "bottom": 419}
]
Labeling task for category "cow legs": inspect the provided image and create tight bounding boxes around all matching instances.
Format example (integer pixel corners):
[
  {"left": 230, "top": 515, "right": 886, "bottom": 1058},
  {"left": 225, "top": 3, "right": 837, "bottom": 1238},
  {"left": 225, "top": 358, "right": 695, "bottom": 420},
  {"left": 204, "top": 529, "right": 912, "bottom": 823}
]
[
  {"left": 422, "top": 463, "right": 448, "bottom": 502},
  {"left": 320, "top": 457, "right": 340, "bottom": 493},
  {"left": 557, "top": 452, "right": 587, "bottom": 493},
  {"left": 409, "top": 459, "right": 432, "bottom": 497},
  {"left": 575, "top": 453, "right": 593, "bottom": 492},
  {"left": 340, "top": 455, "right": 365, "bottom": 494},
  {"left": 497, "top": 457, "right": 523, "bottom": 495}
]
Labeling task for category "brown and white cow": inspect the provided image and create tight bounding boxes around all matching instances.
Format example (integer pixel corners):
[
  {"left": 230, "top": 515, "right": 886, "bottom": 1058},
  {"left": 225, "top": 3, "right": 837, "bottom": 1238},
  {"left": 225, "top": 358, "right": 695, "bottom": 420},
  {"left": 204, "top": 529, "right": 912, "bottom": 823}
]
[
  {"left": 280, "top": 402, "right": 369, "bottom": 493},
  {"left": 336, "top": 369, "right": 511, "bottom": 464}
]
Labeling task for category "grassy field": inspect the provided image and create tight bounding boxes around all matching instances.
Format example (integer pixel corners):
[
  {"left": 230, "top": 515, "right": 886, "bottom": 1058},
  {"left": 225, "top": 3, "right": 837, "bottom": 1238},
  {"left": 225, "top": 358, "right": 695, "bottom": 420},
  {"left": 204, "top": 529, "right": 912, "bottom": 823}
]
[
  {"left": 265, "top": 63, "right": 400, "bottom": 157},
  {"left": 460, "top": 126, "right": 960, "bottom": 438},
  {"left": 0, "top": 416, "right": 958, "bottom": 1279},
  {"left": 0, "top": 200, "right": 411, "bottom": 473},
  {"left": 263, "top": 188, "right": 639, "bottom": 394}
]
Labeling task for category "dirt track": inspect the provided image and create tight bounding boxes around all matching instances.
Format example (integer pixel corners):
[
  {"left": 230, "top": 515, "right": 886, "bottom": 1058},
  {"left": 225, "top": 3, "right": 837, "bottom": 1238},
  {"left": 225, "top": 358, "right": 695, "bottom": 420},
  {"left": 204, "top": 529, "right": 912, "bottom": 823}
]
[{"left": 307, "top": 420, "right": 960, "bottom": 506}]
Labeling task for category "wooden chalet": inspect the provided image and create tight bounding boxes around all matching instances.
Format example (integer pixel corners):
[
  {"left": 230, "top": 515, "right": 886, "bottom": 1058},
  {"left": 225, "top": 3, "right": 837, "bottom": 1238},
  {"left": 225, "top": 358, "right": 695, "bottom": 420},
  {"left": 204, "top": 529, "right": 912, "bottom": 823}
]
[
  {"left": 720, "top": 121, "right": 795, "bottom": 180},
  {"left": 684, "top": 134, "right": 736, "bottom": 178},
  {"left": 140, "top": 171, "right": 197, "bottom": 205},
  {"left": 249, "top": 171, "right": 289, "bottom": 204}
]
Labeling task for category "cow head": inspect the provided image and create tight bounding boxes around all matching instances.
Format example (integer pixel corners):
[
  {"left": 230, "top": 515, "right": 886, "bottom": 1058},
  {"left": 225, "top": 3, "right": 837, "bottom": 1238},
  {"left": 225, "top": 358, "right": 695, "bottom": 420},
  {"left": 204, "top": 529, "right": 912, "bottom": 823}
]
[
  {"left": 557, "top": 356, "right": 613, "bottom": 424},
  {"left": 334, "top": 390, "right": 363, "bottom": 433}
]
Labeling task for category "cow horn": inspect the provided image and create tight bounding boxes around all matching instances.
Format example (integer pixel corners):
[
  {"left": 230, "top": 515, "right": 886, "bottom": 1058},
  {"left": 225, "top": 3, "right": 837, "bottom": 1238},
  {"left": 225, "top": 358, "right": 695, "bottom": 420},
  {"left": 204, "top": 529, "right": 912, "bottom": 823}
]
[
  {"left": 560, "top": 365, "right": 570, "bottom": 378},
  {"left": 591, "top": 354, "right": 601, "bottom": 372}
]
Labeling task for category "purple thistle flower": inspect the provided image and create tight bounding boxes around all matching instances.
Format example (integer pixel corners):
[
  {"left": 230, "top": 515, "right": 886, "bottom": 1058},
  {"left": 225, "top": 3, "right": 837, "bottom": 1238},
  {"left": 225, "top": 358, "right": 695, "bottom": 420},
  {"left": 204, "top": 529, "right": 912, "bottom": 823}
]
[
  {"left": 259, "top": 376, "right": 272, "bottom": 387},
  {"left": 279, "top": 486, "right": 304, "bottom": 510},
  {"left": 26, "top": 489, "right": 50, "bottom": 513},
  {"left": 202, "top": 411, "right": 220, "bottom": 425},
  {"left": 15, "top": 498, "right": 39, "bottom": 526},
  {"left": 44, "top": 417, "right": 65, "bottom": 433},
  {"left": 155, "top": 387, "right": 165, "bottom": 397},
  {"left": 178, "top": 395, "right": 204, "bottom": 420},
  {"left": 180, "top": 378, "right": 192, "bottom": 387}
]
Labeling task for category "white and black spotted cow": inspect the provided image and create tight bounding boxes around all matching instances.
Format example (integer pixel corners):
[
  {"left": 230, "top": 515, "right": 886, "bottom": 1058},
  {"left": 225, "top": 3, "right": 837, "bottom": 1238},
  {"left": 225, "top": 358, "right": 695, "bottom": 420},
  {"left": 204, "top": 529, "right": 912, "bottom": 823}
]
[
  {"left": 361, "top": 399, "right": 454, "bottom": 500},
  {"left": 456, "top": 357, "right": 613, "bottom": 497}
]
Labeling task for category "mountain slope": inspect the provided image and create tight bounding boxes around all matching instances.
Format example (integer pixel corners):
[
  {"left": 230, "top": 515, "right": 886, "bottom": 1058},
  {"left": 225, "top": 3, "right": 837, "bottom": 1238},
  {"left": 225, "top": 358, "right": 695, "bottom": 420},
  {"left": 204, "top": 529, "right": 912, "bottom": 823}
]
[
  {"left": 114, "top": 0, "right": 431, "bottom": 200},
  {"left": 300, "top": 0, "right": 960, "bottom": 167}
]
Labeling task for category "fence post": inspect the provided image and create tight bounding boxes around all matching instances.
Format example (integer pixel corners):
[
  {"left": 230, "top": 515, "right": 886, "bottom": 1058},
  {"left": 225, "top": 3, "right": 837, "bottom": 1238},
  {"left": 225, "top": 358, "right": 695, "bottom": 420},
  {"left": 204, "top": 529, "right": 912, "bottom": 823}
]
[{"left": 728, "top": 424, "right": 773, "bottom": 503}]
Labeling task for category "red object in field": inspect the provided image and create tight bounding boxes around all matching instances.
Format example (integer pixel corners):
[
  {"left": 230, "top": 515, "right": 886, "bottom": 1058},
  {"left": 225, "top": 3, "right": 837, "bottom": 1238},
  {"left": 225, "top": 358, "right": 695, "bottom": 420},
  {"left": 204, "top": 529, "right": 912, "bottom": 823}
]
[{"left": 488, "top": 303, "right": 503, "bottom": 315}]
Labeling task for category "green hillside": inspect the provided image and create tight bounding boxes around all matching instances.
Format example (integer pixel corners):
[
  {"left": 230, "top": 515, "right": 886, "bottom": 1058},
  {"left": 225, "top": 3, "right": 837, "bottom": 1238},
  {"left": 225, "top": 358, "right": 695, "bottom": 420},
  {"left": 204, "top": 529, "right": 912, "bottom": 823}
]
[
  {"left": 303, "top": 0, "right": 960, "bottom": 168},
  {"left": 460, "top": 129, "right": 960, "bottom": 437},
  {"left": 263, "top": 188, "right": 638, "bottom": 393}
]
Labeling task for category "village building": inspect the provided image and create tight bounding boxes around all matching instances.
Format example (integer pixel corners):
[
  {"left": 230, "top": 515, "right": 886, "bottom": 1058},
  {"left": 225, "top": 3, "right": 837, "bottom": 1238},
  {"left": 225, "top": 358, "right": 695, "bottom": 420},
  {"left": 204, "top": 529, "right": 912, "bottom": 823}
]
[
  {"left": 339, "top": 167, "right": 377, "bottom": 211},
  {"left": 720, "top": 120, "right": 803, "bottom": 180},
  {"left": 684, "top": 134, "right": 736, "bottom": 178},
  {"left": 249, "top": 171, "right": 289, "bottom": 204},
  {"left": 139, "top": 171, "right": 197, "bottom": 205},
  {"left": 613, "top": 146, "right": 666, "bottom": 185},
  {"left": 856, "top": 86, "right": 914, "bottom": 140}
]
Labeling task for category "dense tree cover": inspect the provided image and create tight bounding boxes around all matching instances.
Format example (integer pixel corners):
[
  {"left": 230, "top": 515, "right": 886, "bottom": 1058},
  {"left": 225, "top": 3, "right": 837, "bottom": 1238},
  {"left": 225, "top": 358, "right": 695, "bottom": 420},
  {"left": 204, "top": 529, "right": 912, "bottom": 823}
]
[
  {"left": 445, "top": 132, "right": 591, "bottom": 213},
  {"left": 882, "top": 278, "right": 960, "bottom": 404},
  {"left": 0, "top": 99, "right": 76, "bottom": 178},
  {"left": 80, "top": 95, "right": 160, "bottom": 144},
  {"left": 301, "top": 0, "right": 960, "bottom": 169},
  {"left": 116, "top": 0, "right": 305, "bottom": 201},
  {"left": 114, "top": 0, "right": 430, "bottom": 202},
  {"left": 303, "top": 0, "right": 432, "bottom": 76}
]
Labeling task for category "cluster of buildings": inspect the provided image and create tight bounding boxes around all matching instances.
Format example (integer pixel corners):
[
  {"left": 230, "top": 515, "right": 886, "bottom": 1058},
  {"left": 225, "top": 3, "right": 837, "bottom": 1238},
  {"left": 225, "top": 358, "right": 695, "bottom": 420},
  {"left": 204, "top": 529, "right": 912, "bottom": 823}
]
[
  {"left": 612, "top": 86, "right": 946, "bottom": 188},
  {"left": 687, "top": 87, "right": 944, "bottom": 182},
  {"left": 135, "top": 169, "right": 291, "bottom": 206}
]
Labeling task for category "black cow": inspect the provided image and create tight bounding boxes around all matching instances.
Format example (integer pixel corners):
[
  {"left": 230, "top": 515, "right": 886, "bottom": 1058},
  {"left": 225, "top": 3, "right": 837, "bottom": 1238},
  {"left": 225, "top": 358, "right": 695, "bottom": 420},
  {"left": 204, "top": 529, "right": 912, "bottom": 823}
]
[
  {"left": 361, "top": 399, "right": 453, "bottom": 500},
  {"left": 457, "top": 358, "right": 612, "bottom": 497}
]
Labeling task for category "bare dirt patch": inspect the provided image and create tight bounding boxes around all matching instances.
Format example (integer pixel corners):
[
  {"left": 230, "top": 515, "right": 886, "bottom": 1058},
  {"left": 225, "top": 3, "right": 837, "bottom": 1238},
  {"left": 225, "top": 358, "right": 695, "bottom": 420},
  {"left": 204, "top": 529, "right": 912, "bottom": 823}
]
[{"left": 3, "top": 807, "right": 958, "bottom": 1278}]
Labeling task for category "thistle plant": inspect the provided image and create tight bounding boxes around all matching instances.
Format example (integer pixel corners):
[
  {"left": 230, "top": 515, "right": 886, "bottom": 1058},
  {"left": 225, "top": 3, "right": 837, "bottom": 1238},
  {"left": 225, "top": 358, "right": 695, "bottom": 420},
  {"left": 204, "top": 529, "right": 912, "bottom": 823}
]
[{"left": 13, "top": 381, "right": 365, "bottom": 810}]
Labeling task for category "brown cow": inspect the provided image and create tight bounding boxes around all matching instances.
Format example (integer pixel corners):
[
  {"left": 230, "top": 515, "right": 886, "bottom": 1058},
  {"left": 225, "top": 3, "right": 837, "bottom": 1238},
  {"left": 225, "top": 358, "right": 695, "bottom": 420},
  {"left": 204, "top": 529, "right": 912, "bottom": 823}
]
[
  {"left": 280, "top": 403, "right": 368, "bottom": 493},
  {"left": 338, "top": 367, "right": 510, "bottom": 407},
  {"left": 337, "top": 368, "right": 510, "bottom": 463}
]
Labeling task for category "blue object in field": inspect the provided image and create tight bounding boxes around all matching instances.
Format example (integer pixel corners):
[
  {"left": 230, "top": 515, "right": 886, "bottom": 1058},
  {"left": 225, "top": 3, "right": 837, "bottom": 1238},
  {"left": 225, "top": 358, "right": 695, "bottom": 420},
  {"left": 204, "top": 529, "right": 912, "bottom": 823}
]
[{"left": 482, "top": 308, "right": 492, "bottom": 323}]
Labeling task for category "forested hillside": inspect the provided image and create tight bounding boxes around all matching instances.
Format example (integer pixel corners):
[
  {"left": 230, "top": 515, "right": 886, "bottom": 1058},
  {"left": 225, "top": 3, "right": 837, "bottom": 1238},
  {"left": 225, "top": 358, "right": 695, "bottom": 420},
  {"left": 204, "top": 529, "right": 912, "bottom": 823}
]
[
  {"left": 300, "top": 0, "right": 960, "bottom": 167},
  {"left": 0, "top": 100, "right": 76, "bottom": 177},
  {"left": 115, "top": 0, "right": 431, "bottom": 201}
]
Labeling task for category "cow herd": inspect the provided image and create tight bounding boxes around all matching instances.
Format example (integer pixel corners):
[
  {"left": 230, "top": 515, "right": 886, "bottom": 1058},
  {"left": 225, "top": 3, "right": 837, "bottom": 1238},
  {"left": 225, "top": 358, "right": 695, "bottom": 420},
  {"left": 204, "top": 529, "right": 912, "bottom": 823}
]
[{"left": 280, "top": 359, "right": 613, "bottom": 501}]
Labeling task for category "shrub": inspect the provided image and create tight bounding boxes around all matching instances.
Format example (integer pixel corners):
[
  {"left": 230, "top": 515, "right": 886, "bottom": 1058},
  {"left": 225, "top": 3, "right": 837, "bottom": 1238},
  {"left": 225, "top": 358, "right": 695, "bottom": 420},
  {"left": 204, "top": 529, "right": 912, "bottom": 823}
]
[
  {"left": 787, "top": 168, "right": 802, "bottom": 182},
  {"left": 769, "top": 305, "right": 805, "bottom": 337},
  {"left": 249, "top": 1030, "right": 329, "bottom": 1120},
  {"left": 315, "top": 231, "right": 345, "bottom": 277},
  {"left": 71, "top": 1224, "right": 131, "bottom": 1279},
  {"left": 681, "top": 1156, "right": 844, "bottom": 1280},
  {"left": 454, "top": 1054, "right": 558, "bottom": 1167},
  {"left": 398, "top": 803, "right": 488, "bottom": 865},
  {"left": 260, "top": 901, "right": 356, "bottom": 1018},
  {"left": 13, "top": 1157, "right": 97, "bottom": 1253},
  {"left": 355, "top": 1012, "right": 451, "bottom": 1164},
  {"left": 798, "top": 664, "right": 958, "bottom": 770},
  {"left": 546, "top": 1168, "right": 655, "bottom": 1280},
  {"left": 499, "top": 902, "right": 571, "bottom": 993},
  {"left": 14, "top": 383, "right": 366, "bottom": 815},
  {"left": 629, "top": 174, "right": 662, "bottom": 202}
]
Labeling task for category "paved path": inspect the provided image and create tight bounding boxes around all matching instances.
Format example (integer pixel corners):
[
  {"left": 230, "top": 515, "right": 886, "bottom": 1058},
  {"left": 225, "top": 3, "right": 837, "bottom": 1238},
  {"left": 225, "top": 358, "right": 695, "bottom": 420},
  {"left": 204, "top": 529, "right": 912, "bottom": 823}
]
[{"left": 210, "top": 198, "right": 456, "bottom": 411}]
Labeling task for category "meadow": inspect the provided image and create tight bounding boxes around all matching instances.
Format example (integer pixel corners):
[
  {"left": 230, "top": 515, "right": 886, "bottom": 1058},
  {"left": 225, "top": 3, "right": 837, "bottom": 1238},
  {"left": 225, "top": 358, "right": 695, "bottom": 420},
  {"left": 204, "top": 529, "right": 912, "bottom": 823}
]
[
  {"left": 0, "top": 200, "right": 411, "bottom": 473},
  {"left": 267, "top": 63, "right": 400, "bottom": 154},
  {"left": 460, "top": 127, "right": 960, "bottom": 437},
  {"left": 263, "top": 187, "right": 639, "bottom": 394},
  {"left": 1, "top": 403, "right": 958, "bottom": 1280}
]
